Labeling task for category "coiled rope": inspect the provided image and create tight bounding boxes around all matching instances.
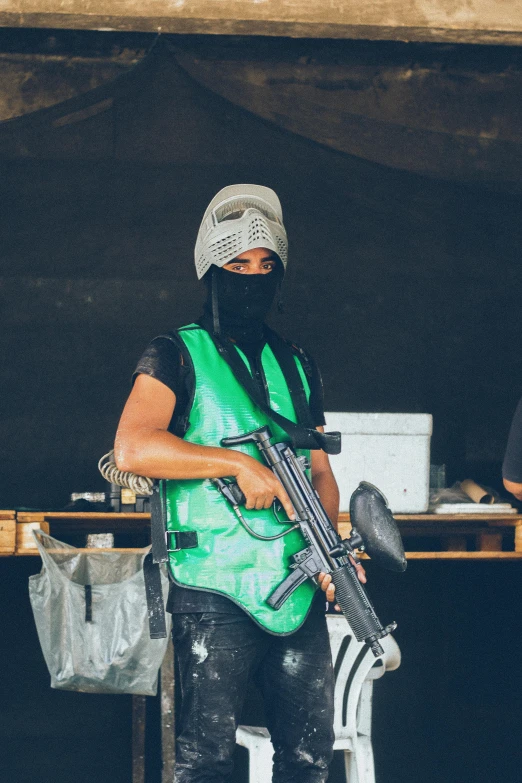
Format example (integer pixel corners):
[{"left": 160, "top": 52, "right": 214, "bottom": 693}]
[{"left": 98, "top": 450, "right": 154, "bottom": 496}]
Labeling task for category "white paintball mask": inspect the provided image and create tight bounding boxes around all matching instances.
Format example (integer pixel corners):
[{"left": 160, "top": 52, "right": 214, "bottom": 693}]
[{"left": 195, "top": 184, "right": 288, "bottom": 280}]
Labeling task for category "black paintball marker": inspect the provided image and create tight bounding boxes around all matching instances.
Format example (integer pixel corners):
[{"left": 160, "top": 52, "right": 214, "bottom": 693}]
[{"left": 215, "top": 425, "right": 407, "bottom": 657}]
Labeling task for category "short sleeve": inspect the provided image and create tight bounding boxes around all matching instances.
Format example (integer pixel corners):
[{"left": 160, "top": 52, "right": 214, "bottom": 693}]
[
  {"left": 502, "top": 396, "right": 522, "bottom": 483},
  {"left": 132, "top": 336, "right": 184, "bottom": 397}
]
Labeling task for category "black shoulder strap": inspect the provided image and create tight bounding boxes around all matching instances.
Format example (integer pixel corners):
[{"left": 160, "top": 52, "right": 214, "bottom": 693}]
[
  {"left": 264, "top": 328, "right": 316, "bottom": 431},
  {"left": 205, "top": 328, "right": 341, "bottom": 455},
  {"left": 143, "top": 552, "right": 168, "bottom": 639},
  {"left": 150, "top": 481, "right": 168, "bottom": 563},
  {"left": 146, "top": 480, "right": 198, "bottom": 639},
  {"left": 154, "top": 329, "right": 197, "bottom": 437}
]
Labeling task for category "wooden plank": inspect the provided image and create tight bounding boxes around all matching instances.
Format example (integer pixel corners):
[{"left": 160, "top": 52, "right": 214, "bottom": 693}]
[
  {"left": 16, "top": 512, "right": 46, "bottom": 524},
  {"left": 39, "top": 548, "right": 149, "bottom": 554},
  {"left": 132, "top": 695, "right": 146, "bottom": 783},
  {"left": 1, "top": 512, "right": 520, "bottom": 561},
  {"left": 18, "top": 510, "right": 518, "bottom": 526},
  {"left": 396, "top": 525, "right": 506, "bottom": 537},
  {"left": 445, "top": 535, "right": 468, "bottom": 552},
  {"left": 339, "top": 522, "right": 519, "bottom": 539},
  {"left": 515, "top": 526, "right": 522, "bottom": 553},
  {"left": 476, "top": 531, "right": 504, "bottom": 552},
  {"left": 338, "top": 513, "right": 522, "bottom": 525},
  {"left": 161, "top": 639, "right": 175, "bottom": 783},
  {"left": 0, "top": 519, "right": 16, "bottom": 554},
  {"left": 0, "top": 510, "right": 16, "bottom": 520},
  {"left": 13, "top": 549, "right": 147, "bottom": 556},
  {"left": 16, "top": 511, "right": 150, "bottom": 521},
  {"left": 0, "top": 0, "right": 521, "bottom": 45},
  {"left": 420, "top": 517, "right": 522, "bottom": 526},
  {"left": 406, "top": 514, "right": 522, "bottom": 524},
  {"left": 16, "top": 511, "right": 151, "bottom": 537},
  {"left": 339, "top": 512, "right": 522, "bottom": 563},
  {"left": 338, "top": 521, "right": 517, "bottom": 557},
  {"left": 47, "top": 521, "right": 149, "bottom": 535},
  {"left": 6, "top": 547, "right": 522, "bottom": 561},
  {"left": 15, "top": 521, "right": 49, "bottom": 554},
  {"left": 404, "top": 552, "right": 522, "bottom": 560}
]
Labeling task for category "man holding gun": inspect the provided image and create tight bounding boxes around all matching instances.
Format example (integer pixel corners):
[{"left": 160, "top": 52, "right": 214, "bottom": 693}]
[{"left": 115, "top": 185, "right": 365, "bottom": 782}]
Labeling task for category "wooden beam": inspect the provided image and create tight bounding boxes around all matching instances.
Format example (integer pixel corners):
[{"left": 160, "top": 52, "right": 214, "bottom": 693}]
[
  {"left": 161, "top": 639, "right": 175, "bottom": 783},
  {"left": 132, "top": 696, "right": 146, "bottom": 783},
  {"left": 0, "top": 519, "right": 16, "bottom": 555},
  {"left": 0, "top": 0, "right": 521, "bottom": 45},
  {"left": 402, "top": 552, "right": 522, "bottom": 560}
]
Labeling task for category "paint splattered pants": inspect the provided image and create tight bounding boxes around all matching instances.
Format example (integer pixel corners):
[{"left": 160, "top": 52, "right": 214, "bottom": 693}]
[{"left": 173, "top": 609, "right": 335, "bottom": 783}]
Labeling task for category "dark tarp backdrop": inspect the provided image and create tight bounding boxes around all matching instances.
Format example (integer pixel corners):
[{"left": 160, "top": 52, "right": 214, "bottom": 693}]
[{"left": 0, "top": 34, "right": 521, "bottom": 783}]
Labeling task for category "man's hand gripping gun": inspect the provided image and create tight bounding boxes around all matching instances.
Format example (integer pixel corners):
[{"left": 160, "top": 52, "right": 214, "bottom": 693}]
[{"left": 214, "top": 425, "right": 407, "bottom": 657}]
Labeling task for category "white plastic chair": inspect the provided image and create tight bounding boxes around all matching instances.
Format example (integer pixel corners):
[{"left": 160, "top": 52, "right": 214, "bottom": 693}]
[{"left": 236, "top": 614, "right": 401, "bottom": 783}]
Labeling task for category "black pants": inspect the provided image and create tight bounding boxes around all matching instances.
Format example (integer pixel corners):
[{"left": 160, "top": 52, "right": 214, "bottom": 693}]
[{"left": 172, "top": 610, "right": 335, "bottom": 783}]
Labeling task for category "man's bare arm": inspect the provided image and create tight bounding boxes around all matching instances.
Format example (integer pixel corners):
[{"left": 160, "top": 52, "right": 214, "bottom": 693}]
[
  {"left": 115, "top": 374, "right": 295, "bottom": 517},
  {"left": 311, "top": 428, "right": 367, "bottom": 600},
  {"left": 503, "top": 478, "right": 522, "bottom": 501},
  {"left": 311, "top": 438, "right": 340, "bottom": 530}
]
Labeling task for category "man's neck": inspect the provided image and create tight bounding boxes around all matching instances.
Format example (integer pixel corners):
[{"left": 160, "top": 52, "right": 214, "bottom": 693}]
[{"left": 199, "top": 309, "right": 266, "bottom": 358}]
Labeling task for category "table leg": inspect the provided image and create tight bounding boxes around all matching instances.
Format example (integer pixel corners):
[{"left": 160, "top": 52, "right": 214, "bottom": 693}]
[
  {"left": 161, "top": 638, "right": 175, "bottom": 783},
  {"left": 132, "top": 695, "right": 146, "bottom": 783},
  {"left": 476, "top": 531, "right": 503, "bottom": 551},
  {"left": 445, "top": 535, "right": 467, "bottom": 551}
]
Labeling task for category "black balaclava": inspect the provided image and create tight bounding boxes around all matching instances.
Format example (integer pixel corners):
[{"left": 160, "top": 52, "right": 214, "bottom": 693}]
[{"left": 201, "top": 261, "right": 283, "bottom": 353}]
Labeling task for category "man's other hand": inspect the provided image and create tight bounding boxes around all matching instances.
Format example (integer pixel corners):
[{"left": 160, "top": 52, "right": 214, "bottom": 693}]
[{"left": 317, "top": 560, "right": 367, "bottom": 612}]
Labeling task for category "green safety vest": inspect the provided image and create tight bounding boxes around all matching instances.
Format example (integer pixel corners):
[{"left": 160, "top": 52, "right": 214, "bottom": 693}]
[{"left": 162, "top": 324, "right": 317, "bottom": 635}]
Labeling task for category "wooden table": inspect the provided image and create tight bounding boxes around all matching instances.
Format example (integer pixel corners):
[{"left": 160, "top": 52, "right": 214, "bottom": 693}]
[
  {"left": 0, "top": 510, "right": 173, "bottom": 783},
  {"left": 3, "top": 507, "right": 521, "bottom": 782},
  {"left": 338, "top": 511, "right": 522, "bottom": 559},
  {"left": 3, "top": 509, "right": 521, "bottom": 559}
]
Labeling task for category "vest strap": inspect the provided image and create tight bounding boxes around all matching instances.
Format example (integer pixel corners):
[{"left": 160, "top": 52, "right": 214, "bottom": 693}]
[
  {"left": 264, "top": 328, "right": 316, "bottom": 430},
  {"left": 166, "top": 530, "right": 199, "bottom": 552},
  {"left": 143, "top": 553, "right": 168, "bottom": 639},
  {"left": 146, "top": 484, "right": 198, "bottom": 640},
  {"left": 205, "top": 328, "right": 341, "bottom": 455},
  {"left": 150, "top": 482, "right": 199, "bottom": 561},
  {"left": 150, "top": 482, "right": 168, "bottom": 563},
  {"left": 84, "top": 585, "right": 93, "bottom": 623}
]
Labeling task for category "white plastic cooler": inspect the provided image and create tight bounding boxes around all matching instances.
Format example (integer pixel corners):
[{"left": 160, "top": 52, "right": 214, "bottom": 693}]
[{"left": 324, "top": 413, "right": 433, "bottom": 513}]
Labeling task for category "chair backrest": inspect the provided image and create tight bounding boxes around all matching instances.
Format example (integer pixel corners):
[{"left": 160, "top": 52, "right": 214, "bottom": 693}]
[{"left": 327, "top": 615, "right": 401, "bottom": 742}]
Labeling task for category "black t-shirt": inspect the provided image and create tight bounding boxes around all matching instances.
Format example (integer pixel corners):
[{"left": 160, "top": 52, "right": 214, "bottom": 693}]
[
  {"left": 503, "top": 396, "right": 522, "bottom": 483},
  {"left": 133, "top": 331, "right": 326, "bottom": 435},
  {"left": 133, "top": 326, "right": 326, "bottom": 614}
]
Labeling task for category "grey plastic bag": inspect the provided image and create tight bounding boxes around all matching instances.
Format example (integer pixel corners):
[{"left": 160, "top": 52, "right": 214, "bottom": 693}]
[{"left": 29, "top": 530, "right": 171, "bottom": 695}]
